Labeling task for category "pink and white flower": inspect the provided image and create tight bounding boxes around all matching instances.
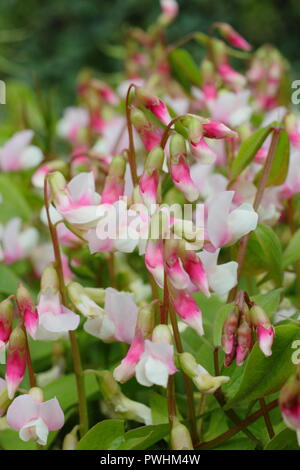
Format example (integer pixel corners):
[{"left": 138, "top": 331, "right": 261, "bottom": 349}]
[
  {"left": 205, "top": 191, "right": 258, "bottom": 251},
  {"left": 199, "top": 249, "right": 238, "bottom": 297},
  {"left": 135, "top": 339, "right": 177, "bottom": 387},
  {"left": 6, "top": 393, "right": 64, "bottom": 446},
  {"left": 0, "top": 218, "right": 38, "bottom": 265},
  {"left": 0, "top": 130, "right": 43, "bottom": 172},
  {"left": 57, "top": 107, "right": 89, "bottom": 143}
]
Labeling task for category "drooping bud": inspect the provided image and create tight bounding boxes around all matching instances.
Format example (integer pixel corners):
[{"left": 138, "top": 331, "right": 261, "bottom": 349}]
[
  {"left": 200, "top": 58, "right": 217, "bottom": 100},
  {"left": 169, "top": 134, "right": 199, "bottom": 202},
  {"left": 40, "top": 264, "right": 59, "bottom": 293},
  {"left": 190, "top": 137, "right": 217, "bottom": 164},
  {"left": 48, "top": 171, "right": 68, "bottom": 206},
  {"left": 221, "top": 306, "right": 239, "bottom": 355},
  {"left": 67, "top": 282, "right": 104, "bottom": 319},
  {"left": 217, "top": 62, "right": 246, "bottom": 91},
  {"left": 179, "top": 352, "right": 229, "bottom": 393},
  {"left": 202, "top": 119, "right": 237, "bottom": 139},
  {"left": 169, "top": 288, "right": 204, "bottom": 336},
  {"left": 29, "top": 387, "right": 44, "bottom": 403},
  {"left": 213, "top": 22, "right": 252, "bottom": 51},
  {"left": 5, "top": 326, "right": 27, "bottom": 399},
  {"left": 170, "top": 418, "right": 193, "bottom": 450},
  {"left": 250, "top": 305, "right": 275, "bottom": 357},
  {"left": 236, "top": 314, "right": 253, "bottom": 366},
  {"left": 135, "top": 87, "right": 171, "bottom": 125},
  {"left": 145, "top": 238, "right": 164, "bottom": 288},
  {"left": 136, "top": 304, "right": 156, "bottom": 338},
  {"left": 139, "top": 146, "right": 164, "bottom": 207},
  {"left": 131, "top": 107, "right": 163, "bottom": 152},
  {"left": 101, "top": 156, "right": 126, "bottom": 204},
  {"left": 179, "top": 248, "right": 209, "bottom": 296},
  {"left": 62, "top": 432, "right": 78, "bottom": 450},
  {"left": 164, "top": 239, "right": 189, "bottom": 290},
  {"left": 83, "top": 287, "right": 105, "bottom": 305},
  {"left": 152, "top": 324, "right": 173, "bottom": 344},
  {"left": 279, "top": 368, "right": 300, "bottom": 445},
  {"left": 0, "top": 298, "right": 14, "bottom": 349},
  {"left": 159, "top": 0, "right": 179, "bottom": 26},
  {"left": 16, "top": 284, "right": 38, "bottom": 339}
]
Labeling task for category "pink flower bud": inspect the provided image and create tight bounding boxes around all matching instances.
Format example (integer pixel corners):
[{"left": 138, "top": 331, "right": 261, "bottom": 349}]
[
  {"left": 190, "top": 138, "right": 217, "bottom": 164},
  {"left": 16, "top": 284, "right": 38, "bottom": 339},
  {"left": 214, "top": 22, "right": 252, "bottom": 51},
  {"left": 170, "top": 287, "right": 204, "bottom": 336},
  {"left": 0, "top": 298, "right": 14, "bottom": 349},
  {"left": 131, "top": 107, "right": 163, "bottom": 152},
  {"left": 250, "top": 305, "right": 275, "bottom": 357},
  {"left": 217, "top": 62, "right": 247, "bottom": 91},
  {"left": 202, "top": 119, "right": 237, "bottom": 139},
  {"left": 221, "top": 306, "right": 239, "bottom": 355},
  {"left": 236, "top": 316, "right": 253, "bottom": 366},
  {"left": 5, "top": 326, "right": 27, "bottom": 399},
  {"left": 160, "top": 0, "right": 179, "bottom": 24},
  {"left": 180, "top": 250, "right": 209, "bottom": 296},
  {"left": 114, "top": 333, "right": 145, "bottom": 383},
  {"left": 139, "top": 147, "right": 164, "bottom": 207},
  {"left": 164, "top": 240, "right": 189, "bottom": 290},
  {"left": 135, "top": 87, "right": 171, "bottom": 125},
  {"left": 145, "top": 239, "right": 164, "bottom": 288},
  {"left": 279, "top": 370, "right": 300, "bottom": 445},
  {"left": 169, "top": 134, "right": 199, "bottom": 202},
  {"left": 101, "top": 156, "right": 126, "bottom": 204}
]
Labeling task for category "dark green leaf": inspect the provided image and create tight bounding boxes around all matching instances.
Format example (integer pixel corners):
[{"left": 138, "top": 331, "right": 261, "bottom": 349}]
[{"left": 77, "top": 419, "right": 125, "bottom": 450}]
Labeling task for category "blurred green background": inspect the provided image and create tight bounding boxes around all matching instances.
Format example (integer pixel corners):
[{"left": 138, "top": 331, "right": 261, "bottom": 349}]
[{"left": 0, "top": 0, "right": 299, "bottom": 106}]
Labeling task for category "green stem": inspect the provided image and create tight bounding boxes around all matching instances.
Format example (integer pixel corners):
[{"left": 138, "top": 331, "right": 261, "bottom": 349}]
[
  {"left": 125, "top": 84, "right": 138, "bottom": 185},
  {"left": 44, "top": 177, "right": 89, "bottom": 437}
]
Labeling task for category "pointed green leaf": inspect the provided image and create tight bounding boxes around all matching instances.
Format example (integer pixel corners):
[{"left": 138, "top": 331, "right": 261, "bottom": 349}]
[{"left": 77, "top": 420, "right": 125, "bottom": 450}]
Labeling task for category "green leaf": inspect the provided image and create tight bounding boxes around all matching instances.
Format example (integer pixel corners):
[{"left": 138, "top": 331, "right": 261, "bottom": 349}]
[
  {"left": 0, "top": 264, "right": 23, "bottom": 295},
  {"left": 0, "top": 430, "right": 36, "bottom": 450},
  {"left": 245, "top": 224, "right": 283, "bottom": 286},
  {"left": 251, "top": 289, "right": 282, "bottom": 319},
  {"left": 43, "top": 373, "right": 99, "bottom": 412},
  {"left": 150, "top": 392, "right": 168, "bottom": 425},
  {"left": 265, "top": 428, "right": 299, "bottom": 450},
  {"left": 0, "top": 173, "right": 32, "bottom": 222},
  {"left": 226, "top": 325, "right": 300, "bottom": 408},
  {"left": 283, "top": 228, "right": 300, "bottom": 267},
  {"left": 266, "top": 129, "right": 290, "bottom": 186},
  {"left": 213, "top": 303, "right": 233, "bottom": 347},
  {"left": 168, "top": 48, "right": 201, "bottom": 91},
  {"left": 118, "top": 424, "right": 169, "bottom": 450},
  {"left": 77, "top": 419, "right": 125, "bottom": 450},
  {"left": 231, "top": 125, "right": 272, "bottom": 178}
]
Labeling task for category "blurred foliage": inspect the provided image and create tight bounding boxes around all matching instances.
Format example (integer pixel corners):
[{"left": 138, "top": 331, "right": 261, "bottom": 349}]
[{"left": 0, "top": 0, "right": 300, "bottom": 109}]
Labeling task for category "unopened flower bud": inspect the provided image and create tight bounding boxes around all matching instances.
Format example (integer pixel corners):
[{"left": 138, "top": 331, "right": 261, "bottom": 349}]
[
  {"left": 135, "top": 87, "right": 171, "bottom": 125},
  {"left": 63, "top": 433, "right": 78, "bottom": 450},
  {"left": 279, "top": 368, "right": 300, "bottom": 445},
  {"left": 170, "top": 418, "right": 193, "bottom": 450},
  {"left": 29, "top": 387, "right": 44, "bottom": 403},
  {"left": 250, "top": 305, "right": 275, "bottom": 357},
  {"left": 221, "top": 306, "right": 239, "bottom": 355},
  {"left": 41, "top": 264, "right": 59, "bottom": 293},
  {"left": 101, "top": 156, "right": 126, "bottom": 204},
  {"left": 0, "top": 298, "right": 14, "bottom": 349},
  {"left": 169, "top": 134, "right": 199, "bottom": 202},
  {"left": 213, "top": 22, "right": 252, "bottom": 51},
  {"left": 152, "top": 325, "right": 173, "bottom": 344},
  {"left": 5, "top": 326, "right": 27, "bottom": 399},
  {"left": 139, "top": 146, "right": 164, "bottom": 207},
  {"left": 136, "top": 304, "right": 155, "bottom": 338},
  {"left": 236, "top": 315, "right": 253, "bottom": 366},
  {"left": 16, "top": 284, "right": 38, "bottom": 339},
  {"left": 131, "top": 107, "right": 163, "bottom": 151},
  {"left": 48, "top": 171, "right": 67, "bottom": 205}
]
